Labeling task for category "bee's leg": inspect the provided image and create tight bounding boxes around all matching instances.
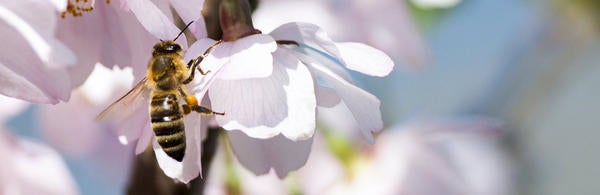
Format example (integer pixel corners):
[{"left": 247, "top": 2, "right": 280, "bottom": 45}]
[
  {"left": 183, "top": 40, "right": 223, "bottom": 84},
  {"left": 178, "top": 88, "right": 224, "bottom": 116},
  {"left": 195, "top": 106, "right": 225, "bottom": 116}
]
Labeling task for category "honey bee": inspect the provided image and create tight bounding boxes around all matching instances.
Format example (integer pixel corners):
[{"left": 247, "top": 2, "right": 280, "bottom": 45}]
[{"left": 97, "top": 22, "right": 223, "bottom": 162}]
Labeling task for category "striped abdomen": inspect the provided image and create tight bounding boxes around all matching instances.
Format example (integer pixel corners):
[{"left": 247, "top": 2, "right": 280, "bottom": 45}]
[{"left": 150, "top": 92, "right": 185, "bottom": 162}]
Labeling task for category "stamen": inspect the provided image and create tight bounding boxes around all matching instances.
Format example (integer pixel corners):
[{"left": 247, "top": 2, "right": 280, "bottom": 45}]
[{"left": 61, "top": 0, "right": 109, "bottom": 18}]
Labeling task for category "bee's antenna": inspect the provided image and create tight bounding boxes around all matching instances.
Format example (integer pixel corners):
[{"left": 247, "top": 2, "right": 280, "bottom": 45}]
[{"left": 173, "top": 21, "right": 194, "bottom": 41}]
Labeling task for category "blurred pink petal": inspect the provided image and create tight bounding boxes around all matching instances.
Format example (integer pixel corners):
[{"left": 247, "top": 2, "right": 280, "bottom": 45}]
[
  {"left": 209, "top": 49, "right": 316, "bottom": 140},
  {"left": 169, "top": 0, "right": 207, "bottom": 38},
  {"left": 56, "top": 1, "right": 159, "bottom": 88},
  {"left": 0, "top": 130, "right": 78, "bottom": 195},
  {"left": 227, "top": 131, "right": 313, "bottom": 177},
  {"left": 37, "top": 64, "right": 135, "bottom": 183},
  {"left": 125, "top": 0, "right": 187, "bottom": 43},
  {"left": 0, "top": 0, "right": 75, "bottom": 103}
]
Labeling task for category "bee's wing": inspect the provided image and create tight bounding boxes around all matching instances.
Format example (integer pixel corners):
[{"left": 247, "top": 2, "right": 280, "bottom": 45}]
[{"left": 96, "top": 77, "right": 151, "bottom": 121}]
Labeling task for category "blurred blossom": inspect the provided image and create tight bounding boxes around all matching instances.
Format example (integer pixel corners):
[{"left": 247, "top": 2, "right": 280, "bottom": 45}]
[
  {"left": 0, "top": 96, "right": 77, "bottom": 194},
  {"left": 37, "top": 64, "right": 134, "bottom": 176},
  {"left": 295, "top": 117, "right": 515, "bottom": 195},
  {"left": 203, "top": 117, "right": 514, "bottom": 195},
  {"left": 410, "top": 0, "right": 462, "bottom": 9},
  {"left": 0, "top": 0, "right": 76, "bottom": 104},
  {"left": 0, "top": 130, "right": 79, "bottom": 195},
  {"left": 254, "top": 0, "right": 428, "bottom": 68},
  {"left": 204, "top": 139, "right": 289, "bottom": 195}
]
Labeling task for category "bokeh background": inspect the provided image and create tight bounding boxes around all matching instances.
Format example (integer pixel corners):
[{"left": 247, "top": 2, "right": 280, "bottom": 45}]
[{"left": 5, "top": 0, "right": 600, "bottom": 194}]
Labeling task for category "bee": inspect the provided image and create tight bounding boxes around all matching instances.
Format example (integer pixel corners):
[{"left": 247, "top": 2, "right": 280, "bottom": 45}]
[{"left": 97, "top": 22, "right": 223, "bottom": 162}]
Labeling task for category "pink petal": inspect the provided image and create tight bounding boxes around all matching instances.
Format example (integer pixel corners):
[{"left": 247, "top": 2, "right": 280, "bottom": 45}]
[
  {"left": 216, "top": 34, "right": 277, "bottom": 80},
  {"left": 335, "top": 42, "right": 394, "bottom": 77},
  {"left": 209, "top": 49, "right": 316, "bottom": 140},
  {"left": 307, "top": 62, "right": 383, "bottom": 144},
  {"left": 169, "top": 0, "right": 207, "bottom": 38},
  {"left": 126, "top": 0, "right": 187, "bottom": 44},
  {"left": 0, "top": 64, "right": 70, "bottom": 104},
  {"left": 0, "top": 0, "right": 71, "bottom": 66},
  {"left": 0, "top": 1, "right": 73, "bottom": 103},
  {"left": 227, "top": 131, "right": 313, "bottom": 177},
  {"left": 153, "top": 111, "right": 203, "bottom": 183}
]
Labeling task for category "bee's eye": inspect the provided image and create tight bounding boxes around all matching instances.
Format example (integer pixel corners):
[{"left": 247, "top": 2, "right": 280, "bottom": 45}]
[{"left": 164, "top": 44, "right": 181, "bottom": 52}]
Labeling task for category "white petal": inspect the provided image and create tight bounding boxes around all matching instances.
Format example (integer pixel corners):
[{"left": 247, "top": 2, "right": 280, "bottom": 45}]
[
  {"left": 335, "top": 42, "right": 394, "bottom": 77},
  {"left": 126, "top": 0, "right": 186, "bottom": 44},
  {"left": 209, "top": 49, "right": 316, "bottom": 140},
  {"left": 307, "top": 62, "right": 383, "bottom": 144},
  {"left": 185, "top": 38, "right": 226, "bottom": 99},
  {"left": 227, "top": 131, "right": 313, "bottom": 177},
  {"left": 269, "top": 22, "right": 339, "bottom": 60},
  {"left": 154, "top": 110, "right": 202, "bottom": 183},
  {"left": 216, "top": 34, "right": 276, "bottom": 80}
]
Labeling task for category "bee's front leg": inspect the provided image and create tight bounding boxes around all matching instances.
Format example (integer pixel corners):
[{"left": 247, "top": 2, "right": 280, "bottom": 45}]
[{"left": 182, "top": 40, "right": 223, "bottom": 84}]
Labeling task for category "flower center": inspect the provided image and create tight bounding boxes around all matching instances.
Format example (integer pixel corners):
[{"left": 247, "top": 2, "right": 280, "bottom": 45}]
[{"left": 60, "top": 0, "right": 110, "bottom": 18}]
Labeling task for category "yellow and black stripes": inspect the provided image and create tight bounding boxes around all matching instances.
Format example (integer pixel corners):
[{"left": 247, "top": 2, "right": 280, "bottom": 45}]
[{"left": 150, "top": 92, "right": 186, "bottom": 161}]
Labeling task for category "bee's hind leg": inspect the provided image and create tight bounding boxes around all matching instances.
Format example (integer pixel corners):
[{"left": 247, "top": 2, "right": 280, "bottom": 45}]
[
  {"left": 195, "top": 106, "right": 225, "bottom": 116},
  {"left": 179, "top": 88, "right": 224, "bottom": 116}
]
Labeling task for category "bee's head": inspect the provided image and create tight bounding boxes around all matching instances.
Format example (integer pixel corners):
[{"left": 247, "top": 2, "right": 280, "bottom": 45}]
[{"left": 152, "top": 40, "right": 183, "bottom": 56}]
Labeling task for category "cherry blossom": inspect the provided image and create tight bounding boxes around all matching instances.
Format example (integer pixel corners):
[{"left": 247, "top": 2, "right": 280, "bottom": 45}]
[{"left": 180, "top": 21, "right": 393, "bottom": 178}]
